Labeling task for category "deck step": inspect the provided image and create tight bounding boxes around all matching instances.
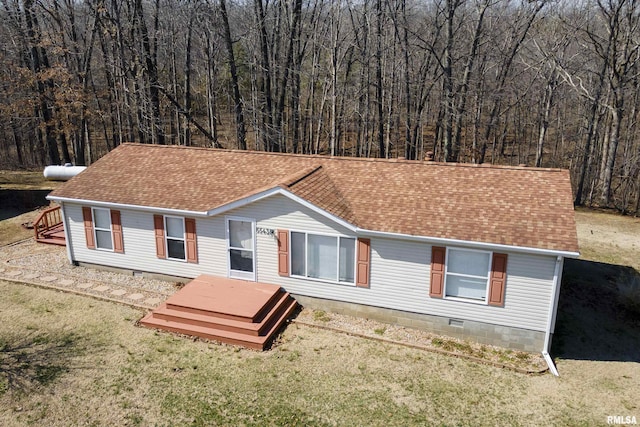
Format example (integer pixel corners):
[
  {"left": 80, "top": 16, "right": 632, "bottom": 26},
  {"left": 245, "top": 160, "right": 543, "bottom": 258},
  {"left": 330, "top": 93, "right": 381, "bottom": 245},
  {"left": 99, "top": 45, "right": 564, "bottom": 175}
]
[
  {"left": 141, "top": 296, "right": 297, "bottom": 350},
  {"left": 36, "top": 223, "right": 66, "bottom": 246},
  {"left": 140, "top": 275, "right": 299, "bottom": 350},
  {"left": 166, "top": 285, "right": 284, "bottom": 323},
  {"left": 152, "top": 291, "right": 294, "bottom": 336},
  {"left": 35, "top": 237, "right": 67, "bottom": 246}
]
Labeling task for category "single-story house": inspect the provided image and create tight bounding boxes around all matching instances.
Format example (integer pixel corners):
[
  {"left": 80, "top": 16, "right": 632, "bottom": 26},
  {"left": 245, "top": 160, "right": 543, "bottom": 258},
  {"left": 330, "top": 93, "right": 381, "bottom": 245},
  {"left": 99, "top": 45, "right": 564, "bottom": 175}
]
[{"left": 47, "top": 144, "right": 579, "bottom": 368}]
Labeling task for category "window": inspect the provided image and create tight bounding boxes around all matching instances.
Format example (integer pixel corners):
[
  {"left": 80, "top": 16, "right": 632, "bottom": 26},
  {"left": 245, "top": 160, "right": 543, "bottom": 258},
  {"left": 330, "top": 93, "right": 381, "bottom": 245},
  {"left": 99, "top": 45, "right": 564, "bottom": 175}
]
[
  {"left": 290, "top": 232, "right": 356, "bottom": 284},
  {"left": 444, "top": 248, "right": 491, "bottom": 301},
  {"left": 92, "top": 208, "right": 113, "bottom": 250},
  {"left": 165, "top": 216, "right": 186, "bottom": 260}
]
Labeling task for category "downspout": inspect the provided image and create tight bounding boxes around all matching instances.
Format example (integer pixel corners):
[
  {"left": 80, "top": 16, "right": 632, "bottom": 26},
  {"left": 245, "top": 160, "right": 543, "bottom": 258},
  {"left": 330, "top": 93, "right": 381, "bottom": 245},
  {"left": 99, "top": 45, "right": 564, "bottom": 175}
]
[
  {"left": 542, "top": 255, "right": 564, "bottom": 376},
  {"left": 59, "top": 202, "right": 75, "bottom": 264}
]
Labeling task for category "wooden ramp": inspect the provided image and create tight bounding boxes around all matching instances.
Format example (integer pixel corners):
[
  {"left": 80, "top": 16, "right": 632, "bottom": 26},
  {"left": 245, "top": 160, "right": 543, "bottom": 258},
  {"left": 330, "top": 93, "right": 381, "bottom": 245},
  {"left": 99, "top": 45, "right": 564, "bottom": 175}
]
[{"left": 140, "top": 275, "right": 298, "bottom": 350}]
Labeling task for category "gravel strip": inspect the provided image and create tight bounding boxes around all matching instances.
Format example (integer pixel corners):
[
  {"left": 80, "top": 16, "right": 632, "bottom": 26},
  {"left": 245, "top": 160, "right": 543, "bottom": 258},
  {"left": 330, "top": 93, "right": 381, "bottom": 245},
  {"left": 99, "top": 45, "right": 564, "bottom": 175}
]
[
  {"left": 1, "top": 240, "right": 547, "bottom": 372},
  {"left": 295, "top": 307, "right": 548, "bottom": 373},
  {"left": 2, "top": 240, "right": 177, "bottom": 295}
]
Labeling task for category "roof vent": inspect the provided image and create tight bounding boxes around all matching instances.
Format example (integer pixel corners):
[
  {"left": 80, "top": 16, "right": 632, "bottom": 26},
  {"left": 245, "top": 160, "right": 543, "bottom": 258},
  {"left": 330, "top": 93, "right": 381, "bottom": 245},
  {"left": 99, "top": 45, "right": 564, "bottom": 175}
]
[{"left": 425, "top": 151, "right": 434, "bottom": 162}]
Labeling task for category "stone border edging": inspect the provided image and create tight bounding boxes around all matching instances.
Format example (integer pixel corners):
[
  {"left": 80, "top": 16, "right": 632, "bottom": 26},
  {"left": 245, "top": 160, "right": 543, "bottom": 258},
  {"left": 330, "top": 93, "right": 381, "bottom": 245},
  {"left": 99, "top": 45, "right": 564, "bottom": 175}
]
[
  {"left": 291, "top": 319, "right": 548, "bottom": 375},
  {"left": 1, "top": 276, "right": 152, "bottom": 312},
  {"left": 2, "top": 257, "right": 174, "bottom": 298},
  {"left": 2, "top": 237, "right": 34, "bottom": 249}
]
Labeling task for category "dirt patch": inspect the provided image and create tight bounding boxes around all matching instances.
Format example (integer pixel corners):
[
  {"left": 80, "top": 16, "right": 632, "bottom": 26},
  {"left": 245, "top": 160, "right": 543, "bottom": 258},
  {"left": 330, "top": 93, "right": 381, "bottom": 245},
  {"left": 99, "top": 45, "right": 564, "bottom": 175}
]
[
  {"left": 553, "top": 208, "right": 640, "bottom": 368},
  {"left": 0, "top": 211, "right": 40, "bottom": 247},
  {"left": 575, "top": 209, "right": 640, "bottom": 270},
  {"left": 0, "top": 171, "right": 59, "bottom": 246}
]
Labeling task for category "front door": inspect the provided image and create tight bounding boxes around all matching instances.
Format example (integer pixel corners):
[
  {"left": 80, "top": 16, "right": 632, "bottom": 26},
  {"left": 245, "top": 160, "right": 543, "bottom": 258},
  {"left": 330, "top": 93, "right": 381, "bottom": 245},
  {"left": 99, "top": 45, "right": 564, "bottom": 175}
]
[{"left": 227, "top": 217, "right": 256, "bottom": 281}]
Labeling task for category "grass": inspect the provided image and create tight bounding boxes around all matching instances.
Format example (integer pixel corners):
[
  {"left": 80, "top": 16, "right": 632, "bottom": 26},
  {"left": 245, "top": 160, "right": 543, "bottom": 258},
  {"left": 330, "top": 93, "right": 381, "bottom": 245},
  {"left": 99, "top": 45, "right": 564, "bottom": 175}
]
[
  {"left": 0, "top": 281, "right": 638, "bottom": 426},
  {"left": 574, "top": 208, "right": 640, "bottom": 270},
  {"left": 312, "top": 310, "right": 331, "bottom": 322},
  {"left": 0, "top": 172, "right": 639, "bottom": 425}
]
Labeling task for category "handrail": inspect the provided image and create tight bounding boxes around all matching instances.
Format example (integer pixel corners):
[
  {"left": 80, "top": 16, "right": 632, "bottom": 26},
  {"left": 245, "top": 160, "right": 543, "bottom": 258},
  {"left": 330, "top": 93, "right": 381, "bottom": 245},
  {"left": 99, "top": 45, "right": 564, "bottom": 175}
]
[{"left": 33, "top": 205, "right": 62, "bottom": 240}]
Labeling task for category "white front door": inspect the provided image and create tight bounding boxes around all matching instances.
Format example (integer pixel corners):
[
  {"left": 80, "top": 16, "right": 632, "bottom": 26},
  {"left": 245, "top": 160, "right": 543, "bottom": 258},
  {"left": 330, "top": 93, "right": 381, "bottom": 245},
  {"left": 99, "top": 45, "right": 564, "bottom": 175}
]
[{"left": 226, "top": 217, "right": 256, "bottom": 281}]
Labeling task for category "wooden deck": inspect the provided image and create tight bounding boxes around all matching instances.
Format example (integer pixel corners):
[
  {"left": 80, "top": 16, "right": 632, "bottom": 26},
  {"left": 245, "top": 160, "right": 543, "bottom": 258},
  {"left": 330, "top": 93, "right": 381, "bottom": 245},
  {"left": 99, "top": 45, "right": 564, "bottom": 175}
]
[
  {"left": 35, "top": 223, "right": 66, "bottom": 246},
  {"left": 34, "top": 205, "right": 66, "bottom": 246},
  {"left": 140, "top": 275, "right": 298, "bottom": 350}
]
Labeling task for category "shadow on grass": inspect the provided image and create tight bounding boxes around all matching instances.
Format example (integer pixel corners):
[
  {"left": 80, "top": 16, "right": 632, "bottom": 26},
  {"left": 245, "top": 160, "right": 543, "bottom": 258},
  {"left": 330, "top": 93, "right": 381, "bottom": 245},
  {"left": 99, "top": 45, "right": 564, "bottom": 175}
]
[
  {"left": 0, "top": 189, "right": 51, "bottom": 221},
  {"left": 0, "top": 331, "right": 82, "bottom": 395},
  {"left": 552, "top": 258, "right": 640, "bottom": 362}
]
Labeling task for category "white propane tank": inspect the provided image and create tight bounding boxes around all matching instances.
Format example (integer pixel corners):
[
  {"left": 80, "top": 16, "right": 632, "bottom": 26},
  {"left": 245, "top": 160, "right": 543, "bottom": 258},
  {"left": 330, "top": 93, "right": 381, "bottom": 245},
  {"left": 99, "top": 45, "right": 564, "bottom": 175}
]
[{"left": 43, "top": 163, "right": 87, "bottom": 181}]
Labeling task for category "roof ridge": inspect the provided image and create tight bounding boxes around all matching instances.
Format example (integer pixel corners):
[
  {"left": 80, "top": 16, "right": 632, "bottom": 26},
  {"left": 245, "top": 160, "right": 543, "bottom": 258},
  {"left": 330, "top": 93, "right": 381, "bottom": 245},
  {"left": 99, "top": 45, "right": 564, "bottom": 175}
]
[
  {"left": 119, "top": 143, "right": 566, "bottom": 173},
  {"left": 278, "top": 165, "right": 323, "bottom": 188},
  {"left": 286, "top": 165, "right": 358, "bottom": 226}
]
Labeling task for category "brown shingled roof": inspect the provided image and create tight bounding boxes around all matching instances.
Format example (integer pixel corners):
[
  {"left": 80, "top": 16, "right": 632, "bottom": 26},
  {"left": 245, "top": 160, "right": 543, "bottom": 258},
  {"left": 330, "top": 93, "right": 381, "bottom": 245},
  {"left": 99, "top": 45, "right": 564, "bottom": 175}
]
[{"left": 49, "top": 143, "right": 579, "bottom": 253}]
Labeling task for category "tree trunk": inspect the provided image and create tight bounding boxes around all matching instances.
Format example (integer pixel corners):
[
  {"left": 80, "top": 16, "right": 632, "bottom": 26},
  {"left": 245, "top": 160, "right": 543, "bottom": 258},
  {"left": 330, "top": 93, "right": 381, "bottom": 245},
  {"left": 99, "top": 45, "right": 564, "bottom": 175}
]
[
  {"left": 220, "top": 0, "right": 247, "bottom": 149},
  {"left": 205, "top": 34, "right": 219, "bottom": 148},
  {"left": 375, "top": 0, "right": 385, "bottom": 158},
  {"left": 600, "top": 107, "right": 622, "bottom": 205},
  {"left": 183, "top": 14, "right": 194, "bottom": 146},
  {"left": 535, "top": 75, "right": 556, "bottom": 167}
]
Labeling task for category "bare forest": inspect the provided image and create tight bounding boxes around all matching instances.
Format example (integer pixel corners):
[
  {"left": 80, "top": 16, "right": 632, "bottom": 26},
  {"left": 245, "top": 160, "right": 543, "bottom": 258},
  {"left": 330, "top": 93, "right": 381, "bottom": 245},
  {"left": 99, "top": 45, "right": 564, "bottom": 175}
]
[{"left": 0, "top": 0, "right": 639, "bottom": 213}]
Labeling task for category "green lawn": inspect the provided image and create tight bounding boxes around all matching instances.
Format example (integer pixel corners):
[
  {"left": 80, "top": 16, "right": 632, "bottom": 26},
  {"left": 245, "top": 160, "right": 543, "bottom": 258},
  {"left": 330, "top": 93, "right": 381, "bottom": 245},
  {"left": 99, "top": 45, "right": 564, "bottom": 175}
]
[{"left": 0, "top": 281, "right": 638, "bottom": 426}]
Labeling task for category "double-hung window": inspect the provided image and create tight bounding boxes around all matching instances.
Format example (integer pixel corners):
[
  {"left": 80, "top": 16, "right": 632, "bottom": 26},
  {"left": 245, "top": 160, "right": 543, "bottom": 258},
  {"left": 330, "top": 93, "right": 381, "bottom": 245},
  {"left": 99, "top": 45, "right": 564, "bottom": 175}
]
[
  {"left": 165, "top": 216, "right": 186, "bottom": 261},
  {"left": 444, "top": 248, "right": 491, "bottom": 301},
  {"left": 290, "top": 232, "right": 356, "bottom": 284},
  {"left": 92, "top": 207, "right": 113, "bottom": 250}
]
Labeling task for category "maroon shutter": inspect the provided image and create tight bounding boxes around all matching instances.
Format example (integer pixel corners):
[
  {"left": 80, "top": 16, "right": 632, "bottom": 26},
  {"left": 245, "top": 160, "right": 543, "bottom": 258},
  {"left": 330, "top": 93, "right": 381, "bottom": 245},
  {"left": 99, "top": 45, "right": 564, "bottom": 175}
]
[
  {"left": 185, "top": 218, "right": 198, "bottom": 263},
  {"left": 430, "top": 246, "right": 446, "bottom": 298},
  {"left": 82, "top": 207, "right": 96, "bottom": 249},
  {"left": 488, "top": 253, "right": 508, "bottom": 306},
  {"left": 356, "top": 238, "right": 371, "bottom": 288},
  {"left": 153, "top": 215, "right": 166, "bottom": 259},
  {"left": 277, "top": 230, "right": 289, "bottom": 276},
  {"left": 111, "top": 210, "right": 124, "bottom": 253}
]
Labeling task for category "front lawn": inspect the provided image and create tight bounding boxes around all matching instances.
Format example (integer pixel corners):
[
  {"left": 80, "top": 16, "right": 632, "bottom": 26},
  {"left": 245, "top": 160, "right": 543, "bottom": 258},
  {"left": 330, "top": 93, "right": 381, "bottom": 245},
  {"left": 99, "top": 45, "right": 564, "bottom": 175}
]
[{"left": 1, "top": 281, "right": 638, "bottom": 426}]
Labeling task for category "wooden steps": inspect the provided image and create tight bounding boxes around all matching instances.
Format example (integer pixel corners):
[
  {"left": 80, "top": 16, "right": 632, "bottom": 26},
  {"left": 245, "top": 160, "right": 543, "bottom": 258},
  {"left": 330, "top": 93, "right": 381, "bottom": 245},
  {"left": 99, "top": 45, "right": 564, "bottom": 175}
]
[
  {"left": 140, "top": 275, "right": 298, "bottom": 350},
  {"left": 34, "top": 206, "right": 66, "bottom": 246},
  {"left": 36, "top": 224, "right": 66, "bottom": 246}
]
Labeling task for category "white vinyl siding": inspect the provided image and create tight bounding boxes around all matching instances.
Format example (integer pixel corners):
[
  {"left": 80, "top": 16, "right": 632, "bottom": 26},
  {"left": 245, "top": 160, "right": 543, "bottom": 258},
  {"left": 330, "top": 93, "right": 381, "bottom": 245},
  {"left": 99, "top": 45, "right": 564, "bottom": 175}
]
[
  {"left": 64, "top": 194, "right": 558, "bottom": 335},
  {"left": 65, "top": 203, "right": 226, "bottom": 279},
  {"left": 231, "top": 196, "right": 556, "bottom": 332}
]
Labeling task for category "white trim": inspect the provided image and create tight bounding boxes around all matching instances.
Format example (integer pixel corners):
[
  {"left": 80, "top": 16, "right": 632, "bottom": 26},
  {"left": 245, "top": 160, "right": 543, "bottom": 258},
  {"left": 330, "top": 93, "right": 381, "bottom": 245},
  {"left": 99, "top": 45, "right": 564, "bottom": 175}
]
[
  {"left": 207, "top": 188, "right": 357, "bottom": 232},
  {"left": 289, "top": 230, "right": 357, "bottom": 286},
  {"left": 280, "top": 190, "right": 356, "bottom": 232},
  {"left": 59, "top": 202, "right": 74, "bottom": 264},
  {"left": 92, "top": 207, "right": 114, "bottom": 252},
  {"left": 226, "top": 216, "right": 256, "bottom": 281},
  {"left": 206, "top": 187, "right": 578, "bottom": 258},
  {"left": 51, "top": 191, "right": 580, "bottom": 258},
  {"left": 543, "top": 256, "right": 564, "bottom": 376},
  {"left": 443, "top": 247, "right": 491, "bottom": 304},
  {"left": 207, "top": 189, "right": 278, "bottom": 216},
  {"left": 542, "top": 351, "right": 559, "bottom": 377},
  {"left": 164, "top": 215, "right": 187, "bottom": 262},
  {"left": 357, "top": 228, "right": 580, "bottom": 258},
  {"left": 47, "top": 196, "right": 208, "bottom": 217}
]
